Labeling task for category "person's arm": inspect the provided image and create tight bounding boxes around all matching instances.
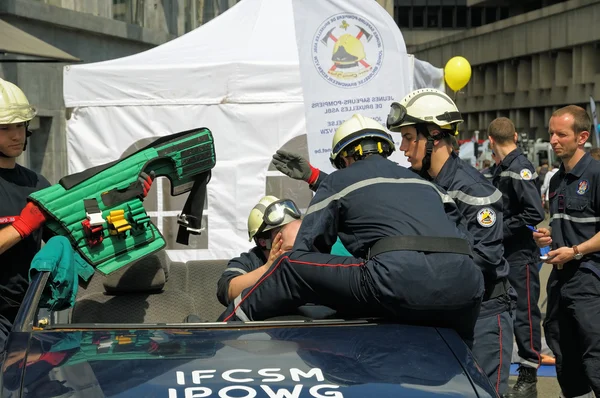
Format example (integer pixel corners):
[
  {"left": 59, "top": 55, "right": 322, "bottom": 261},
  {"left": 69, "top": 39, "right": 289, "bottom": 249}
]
[
  {"left": 453, "top": 183, "right": 505, "bottom": 283},
  {"left": 293, "top": 178, "right": 339, "bottom": 253},
  {"left": 503, "top": 168, "right": 545, "bottom": 238},
  {"left": 0, "top": 225, "right": 22, "bottom": 255},
  {"left": 227, "top": 234, "right": 284, "bottom": 301},
  {"left": 0, "top": 202, "right": 47, "bottom": 255},
  {"left": 546, "top": 231, "right": 600, "bottom": 264}
]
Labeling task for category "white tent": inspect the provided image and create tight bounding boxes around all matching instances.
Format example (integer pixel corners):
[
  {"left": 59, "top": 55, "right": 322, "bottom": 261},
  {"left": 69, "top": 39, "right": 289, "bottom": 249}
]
[{"left": 63, "top": 0, "right": 444, "bottom": 262}]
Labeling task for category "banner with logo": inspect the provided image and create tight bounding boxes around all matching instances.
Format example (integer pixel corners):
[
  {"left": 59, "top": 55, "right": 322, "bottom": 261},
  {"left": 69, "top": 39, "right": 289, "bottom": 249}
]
[{"left": 292, "top": 0, "right": 412, "bottom": 172}]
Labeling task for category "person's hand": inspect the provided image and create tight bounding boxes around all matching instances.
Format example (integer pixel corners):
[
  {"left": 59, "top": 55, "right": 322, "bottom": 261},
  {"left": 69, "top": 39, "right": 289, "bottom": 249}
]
[
  {"left": 533, "top": 227, "right": 552, "bottom": 248},
  {"left": 272, "top": 150, "right": 320, "bottom": 184},
  {"left": 138, "top": 171, "right": 156, "bottom": 198},
  {"left": 263, "top": 232, "right": 284, "bottom": 269},
  {"left": 12, "top": 202, "right": 47, "bottom": 239},
  {"left": 546, "top": 247, "right": 575, "bottom": 265}
]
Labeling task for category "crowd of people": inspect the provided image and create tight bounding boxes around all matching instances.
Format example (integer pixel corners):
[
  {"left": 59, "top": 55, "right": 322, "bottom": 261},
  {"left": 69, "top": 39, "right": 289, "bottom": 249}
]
[{"left": 2, "top": 77, "right": 600, "bottom": 398}]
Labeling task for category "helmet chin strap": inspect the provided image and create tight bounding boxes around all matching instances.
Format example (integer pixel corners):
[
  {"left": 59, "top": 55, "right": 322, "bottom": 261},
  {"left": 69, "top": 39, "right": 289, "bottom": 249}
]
[{"left": 416, "top": 124, "right": 435, "bottom": 178}]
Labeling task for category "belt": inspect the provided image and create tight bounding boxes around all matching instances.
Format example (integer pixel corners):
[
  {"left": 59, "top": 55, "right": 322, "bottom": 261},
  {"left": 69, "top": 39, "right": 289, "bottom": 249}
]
[
  {"left": 483, "top": 278, "right": 508, "bottom": 301},
  {"left": 368, "top": 235, "right": 473, "bottom": 259}
]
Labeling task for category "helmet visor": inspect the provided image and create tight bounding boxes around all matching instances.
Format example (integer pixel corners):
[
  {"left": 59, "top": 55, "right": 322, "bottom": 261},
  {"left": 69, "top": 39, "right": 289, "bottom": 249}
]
[
  {"left": 386, "top": 102, "right": 424, "bottom": 130},
  {"left": 256, "top": 199, "right": 301, "bottom": 236},
  {"left": 264, "top": 199, "right": 301, "bottom": 226},
  {"left": 0, "top": 104, "right": 37, "bottom": 125}
]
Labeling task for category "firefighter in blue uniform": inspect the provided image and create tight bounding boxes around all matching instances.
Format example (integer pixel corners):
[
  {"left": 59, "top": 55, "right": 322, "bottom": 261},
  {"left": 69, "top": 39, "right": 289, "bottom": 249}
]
[
  {"left": 385, "top": 88, "right": 513, "bottom": 396},
  {"left": 217, "top": 195, "right": 301, "bottom": 307},
  {"left": 488, "top": 117, "right": 545, "bottom": 398},
  {"left": 533, "top": 105, "right": 600, "bottom": 398},
  {"left": 220, "top": 114, "right": 484, "bottom": 346},
  {"left": 0, "top": 79, "right": 50, "bottom": 352}
]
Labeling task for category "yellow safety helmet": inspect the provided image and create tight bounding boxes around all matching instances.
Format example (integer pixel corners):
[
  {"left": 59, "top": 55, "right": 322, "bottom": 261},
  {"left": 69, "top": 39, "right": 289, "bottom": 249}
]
[
  {"left": 332, "top": 34, "right": 366, "bottom": 65},
  {"left": 247, "top": 195, "right": 302, "bottom": 241},
  {"left": 0, "top": 78, "right": 37, "bottom": 125},
  {"left": 386, "top": 88, "right": 463, "bottom": 133},
  {"left": 330, "top": 114, "right": 395, "bottom": 170}
]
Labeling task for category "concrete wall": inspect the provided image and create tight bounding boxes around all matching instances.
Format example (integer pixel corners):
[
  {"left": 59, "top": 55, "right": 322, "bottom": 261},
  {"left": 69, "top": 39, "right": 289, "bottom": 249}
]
[
  {"left": 411, "top": 0, "right": 600, "bottom": 141},
  {"left": 0, "top": 0, "right": 182, "bottom": 183}
]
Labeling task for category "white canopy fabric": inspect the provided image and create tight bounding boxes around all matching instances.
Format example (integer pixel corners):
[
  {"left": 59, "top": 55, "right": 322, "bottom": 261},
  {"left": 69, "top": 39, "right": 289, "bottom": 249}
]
[{"left": 63, "top": 0, "right": 444, "bottom": 262}]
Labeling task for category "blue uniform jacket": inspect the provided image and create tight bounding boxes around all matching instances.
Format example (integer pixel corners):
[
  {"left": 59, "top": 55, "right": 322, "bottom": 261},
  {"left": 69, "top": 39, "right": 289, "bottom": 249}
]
[
  {"left": 434, "top": 154, "right": 509, "bottom": 286},
  {"left": 549, "top": 153, "right": 600, "bottom": 274},
  {"left": 216, "top": 246, "right": 266, "bottom": 306},
  {"left": 493, "top": 148, "right": 545, "bottom": 265},
  {"left": 294, "top": 155, "right": 469, "bottom": 258}
]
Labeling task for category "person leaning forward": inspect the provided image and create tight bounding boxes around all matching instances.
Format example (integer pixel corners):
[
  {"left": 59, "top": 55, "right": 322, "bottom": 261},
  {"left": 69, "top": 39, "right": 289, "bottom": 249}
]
[{"left": 219, "top": 114, "right": 484, "bottom": 347}]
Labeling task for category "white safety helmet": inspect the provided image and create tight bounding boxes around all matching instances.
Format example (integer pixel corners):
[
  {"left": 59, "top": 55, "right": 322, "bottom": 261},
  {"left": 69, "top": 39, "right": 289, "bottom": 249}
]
[
  {"left": 0, "top": 78, "right": 37, "bottom": 125},
  {"left": 330, "top": 114, "right": 395, "bottom": 170},
  {"left": 247, "top": 195, "right": 302, "bottom": 241},
  {"left": 386, "top": 88, "right": 463, "bottom": 133}
]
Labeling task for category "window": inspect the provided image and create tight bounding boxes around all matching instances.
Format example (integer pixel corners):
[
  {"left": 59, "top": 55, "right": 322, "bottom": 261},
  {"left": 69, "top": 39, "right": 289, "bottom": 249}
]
[
  {"left": 500, "top": 7, "right": 510, "bottom": 20},
  {"left": 485, "top": 7, "right": 498, "bottom": 24},
  {"left": 395, "top": 6, "right": 410, "bottom": 28},
  {"left": 471, "top": 7, "right": 483, "bottom": 27},
  {"left": 456, "top": 6, "right": 467, "bottom": 28},
  {"left": 441, "top": 6, "right": 454, "bottom": 28},
  {"left": 412, "top": 6, "right": 425, "bottom": 28},
  {"left": 426, "top": 7, "right": 439, "bottom": 28}
]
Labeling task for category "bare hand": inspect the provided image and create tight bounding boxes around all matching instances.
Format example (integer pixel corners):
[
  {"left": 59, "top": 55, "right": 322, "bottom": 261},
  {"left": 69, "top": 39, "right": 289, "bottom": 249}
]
[
  {"left": 533, "top": 227, "right": 552, "bottom": 248},
  {"left": 546, "top": 247, "right": 575, "bottom": 265},
  {"left": 264, "top": 232, "right": 284, "bottom": 268}
]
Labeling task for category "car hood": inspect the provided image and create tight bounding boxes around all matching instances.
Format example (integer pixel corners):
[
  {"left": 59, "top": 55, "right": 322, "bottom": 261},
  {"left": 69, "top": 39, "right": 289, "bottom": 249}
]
[{"left": 3, "top": 323, "right": 494, "bottom": 397}]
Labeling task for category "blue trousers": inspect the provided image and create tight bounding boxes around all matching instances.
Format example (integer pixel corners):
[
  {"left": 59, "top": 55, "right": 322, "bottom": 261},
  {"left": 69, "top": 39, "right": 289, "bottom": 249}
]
[
  {"left": 508, "top": 262, "right": 542, "bottom": 368},
  {"left": 219, "top": 250, "right": 484, "bottom": 347},
  {"left": 544, "top": 264, "right": 600, "bottom": 397},
  {"left": 472, "top": 295, "right": 514, "bottom": 395}
]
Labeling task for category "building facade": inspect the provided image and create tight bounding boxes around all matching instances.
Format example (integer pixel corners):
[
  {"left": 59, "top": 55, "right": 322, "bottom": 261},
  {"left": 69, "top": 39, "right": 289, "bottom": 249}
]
[
  {"left": 406, "top": 0, "right": 600, "bottom": 145},
  {"left": 0, "top": 0, "right": 237, "bottom": 184},
  {"left": 2, "top": 0, "right": 598, "bottom": 186}
]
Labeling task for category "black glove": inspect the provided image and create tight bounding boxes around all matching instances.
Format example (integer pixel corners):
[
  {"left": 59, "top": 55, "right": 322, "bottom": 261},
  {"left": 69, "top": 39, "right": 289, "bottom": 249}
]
[{"left": 272, "top": 150, "right": 319, "bottom": 184}]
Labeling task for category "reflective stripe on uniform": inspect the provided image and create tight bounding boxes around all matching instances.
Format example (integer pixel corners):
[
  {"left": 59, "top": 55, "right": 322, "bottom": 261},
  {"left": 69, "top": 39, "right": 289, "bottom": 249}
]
[
  {"left": 551, "top": 213, "right": 600, "bottom": 223},
  {"left": 447, "top": 189, "right": 502, "bottom": 206},
  {"left": 499, "top": 170, "right": 539, "bottom": 180},
  {"left": 233, "top": 295, "right": 250, "bottom": 321},
  {"left": 223, "top": 267, "right": 248, "bottom": 276},
  {"left": 306, "top": 177, "right": 455, "bottom": 216}
]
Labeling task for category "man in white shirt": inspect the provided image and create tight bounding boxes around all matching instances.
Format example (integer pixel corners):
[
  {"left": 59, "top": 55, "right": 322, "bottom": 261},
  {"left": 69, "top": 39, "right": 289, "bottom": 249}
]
[{"left": 541, "top": 161, "right": 560, "bottom": 210}]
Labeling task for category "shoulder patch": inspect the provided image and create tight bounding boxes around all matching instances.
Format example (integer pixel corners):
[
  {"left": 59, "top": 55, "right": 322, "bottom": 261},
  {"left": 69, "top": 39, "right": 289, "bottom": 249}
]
[
  {"left": 477, "top": 207, "right": 496, "bottom": 228},
  {"left": 520, "top": 169, "right": 532, "bottom": 180},
  {"left": 577, "top": 180, "right": 589, "bottom": 195}
]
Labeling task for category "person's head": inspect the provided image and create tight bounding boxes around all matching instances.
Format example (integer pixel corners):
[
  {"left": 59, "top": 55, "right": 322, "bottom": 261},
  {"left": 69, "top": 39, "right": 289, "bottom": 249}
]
[
  {"left": 549, "top": 105, "right": 591, "bottom": 161},
  {"left": 541, "top": 158, "right": 549, "bottom": 167},
  {"left": 487, "top": 117, "right": 517, "bottom": 153},
  {"left": 330, "top": 114, "right": 395, "bottom": 170},
  {"left": 247, "top": 195, "right": 302, "bottom": 250},
  {"left": 482, "top": 159, "right": 491, "bottom": 169},
  {"left": 387, "top": 88, "right": 463, "bottom": 174},
  {"left": 280, "top": 219, "right": 301, "bottom": 251},
  {"left": 0, "top": 78, "right": 37, "bottom": 162},
  {"left": 590, "top": 147, "right": 600, "bottom": 161}
]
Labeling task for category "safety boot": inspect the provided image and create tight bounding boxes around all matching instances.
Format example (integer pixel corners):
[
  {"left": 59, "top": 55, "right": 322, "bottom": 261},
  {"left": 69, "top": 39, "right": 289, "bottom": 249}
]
[{"left": 502, "top": 366, "right": 537, "bottom": 398}]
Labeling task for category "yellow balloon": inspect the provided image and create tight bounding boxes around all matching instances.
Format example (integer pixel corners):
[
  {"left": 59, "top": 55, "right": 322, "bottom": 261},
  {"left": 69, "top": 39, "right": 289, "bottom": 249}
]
[{"left": 444, "top": 56, "right": 472, "bottom": 92}]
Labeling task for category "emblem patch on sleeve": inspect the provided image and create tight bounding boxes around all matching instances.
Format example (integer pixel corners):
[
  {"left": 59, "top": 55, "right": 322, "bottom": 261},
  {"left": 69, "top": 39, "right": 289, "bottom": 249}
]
[
  {"left": 477, "top": 208, "right": 496, "bottom": 227},
  {"left": 520, "top": 169, "right": 532, "bottom": 180}
]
